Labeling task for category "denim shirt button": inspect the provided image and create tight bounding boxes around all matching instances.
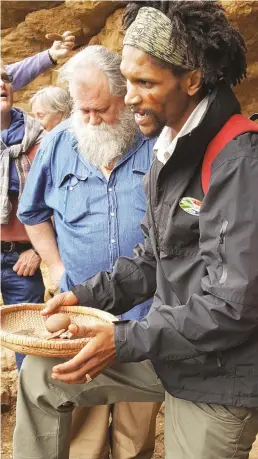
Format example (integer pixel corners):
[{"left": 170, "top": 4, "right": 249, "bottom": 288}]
[{"left": 111, "top": 239, "right": 116, "bottom": 244}]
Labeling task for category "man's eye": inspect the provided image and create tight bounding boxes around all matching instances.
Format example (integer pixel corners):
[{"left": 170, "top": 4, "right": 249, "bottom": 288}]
[
  {"left": 139, "top": 81, "right": 153, "bottom": 89},
  {"left": 81, "top": 109, "right": 89, "bottom": 115}
]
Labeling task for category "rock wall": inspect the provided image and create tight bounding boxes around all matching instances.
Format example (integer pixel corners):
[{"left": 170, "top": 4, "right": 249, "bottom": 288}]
[
  {"left": 1, "top": 1, "right": 258, "bottom": 115},
  {"left": 1, "top": 1, "right": 123, "bottom": 111},
  {"left": 1, "top": 349, "right": 18, "bottom": 411}
]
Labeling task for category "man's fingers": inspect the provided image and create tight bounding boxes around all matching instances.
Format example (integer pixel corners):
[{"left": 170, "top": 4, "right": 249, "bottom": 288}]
[
  {"left": 51, "top": 355, "right": 107, "bottom": 384},
  {"left": 46, "top": 33, "right": 63, "bottom": 41},
  {"left": 62, "top": 31, "right": 75, "bottom": 41},
  {"left": 41, "top": 291, "right": 78, "bottom": 315},
  {"left": 52, "top": 361, "right": 93, "bottom": 384},
  {"left": 13, "top": 259, "right": 23, "bottom": 272},
  {"left": 62, "top": 44, "right": 74, "bottom": 50},
  {"left": 41, "top": 292, "right": 65, "bottom": 315},
  {"left": 52, "top": 343, "right": 93, "bottom": 374},
  {"left": 29, "top": 267, "right": 37, "bottom": 276},
  {"left": 14, "top": 263, "right": 25, "bottom": 276},
  {"left": 22, "top": 266, "right": 31, "bottom": 277},
  {"left": 62, "top": 30, "right": 72, "bottom": 38},
  {"left": 51, "top": 353, "right": 115, "bottom": 384},
  {"left": 68, "top": 323, "right": 102, "bottom": 338}
]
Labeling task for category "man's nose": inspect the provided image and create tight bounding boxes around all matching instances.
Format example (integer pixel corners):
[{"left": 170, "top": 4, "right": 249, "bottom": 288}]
[
  {"left": 124, "top": 82, "right": 141, "bottom": 107},
  {"left": 89, "top": 111, "right": 102, "bottom": 126}
]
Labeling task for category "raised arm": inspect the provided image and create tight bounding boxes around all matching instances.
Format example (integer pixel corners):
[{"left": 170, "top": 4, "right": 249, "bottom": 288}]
[{"left": 6, "top": 31, "right": 75, "bottom": 91}]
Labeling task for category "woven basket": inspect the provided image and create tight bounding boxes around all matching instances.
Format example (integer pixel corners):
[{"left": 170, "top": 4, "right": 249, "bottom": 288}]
[{"left": 0, "top": 303, "right": 117, "bottom": 358}]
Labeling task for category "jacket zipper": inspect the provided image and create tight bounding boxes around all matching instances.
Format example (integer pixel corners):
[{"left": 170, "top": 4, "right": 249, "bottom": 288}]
[{"left": 218, "top": 220, "right": 228, "bottom": 284}]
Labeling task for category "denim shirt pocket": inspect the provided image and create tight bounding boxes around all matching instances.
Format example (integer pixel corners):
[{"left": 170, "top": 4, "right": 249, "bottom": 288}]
[
  {"left": 57, "top": 172, "right": 90, "bottom": 223},
  {"left": 132, "top": 166, "right": 148, "bottom": 212}
]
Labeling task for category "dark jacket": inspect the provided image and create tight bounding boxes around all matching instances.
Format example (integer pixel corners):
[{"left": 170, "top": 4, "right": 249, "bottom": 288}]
[{"left": 73, "top": 83, "right": 258, "bottom": 407}]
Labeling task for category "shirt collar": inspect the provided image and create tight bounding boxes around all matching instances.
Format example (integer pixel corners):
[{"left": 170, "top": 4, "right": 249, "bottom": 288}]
[{"left": 154, "top": 95, "right": 210, "bottom": 164}]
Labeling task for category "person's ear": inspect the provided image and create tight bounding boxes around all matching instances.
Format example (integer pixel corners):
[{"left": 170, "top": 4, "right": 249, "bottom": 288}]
[{"left": 183, "top": 69, "right": 203, "bottom": 96}]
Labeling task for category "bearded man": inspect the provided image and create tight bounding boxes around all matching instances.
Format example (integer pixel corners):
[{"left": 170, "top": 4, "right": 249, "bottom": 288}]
[{"left": 17, "top": 45, "right": 161, "bottom": 459}]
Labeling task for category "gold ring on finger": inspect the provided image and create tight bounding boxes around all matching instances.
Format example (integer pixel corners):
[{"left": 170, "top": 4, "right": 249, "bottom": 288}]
[{"left": 85, "top": 373, "right": 92, "bottom": 383}]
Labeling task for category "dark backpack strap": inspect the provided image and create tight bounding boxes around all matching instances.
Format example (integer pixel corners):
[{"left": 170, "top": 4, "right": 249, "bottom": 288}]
[{"left": 202, "top": 114, "right": 258, "bottom": 194}]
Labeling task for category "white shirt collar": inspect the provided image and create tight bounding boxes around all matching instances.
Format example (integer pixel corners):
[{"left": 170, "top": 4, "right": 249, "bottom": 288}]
[{"left": 154, "top": 95, "right": 210, "bottom": 164}]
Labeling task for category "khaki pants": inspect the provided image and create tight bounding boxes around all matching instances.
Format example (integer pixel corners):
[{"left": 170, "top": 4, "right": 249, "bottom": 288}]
[
  {"left": 44, "top": 287, "right": 161, "bottom": 458},
  {"left": 70, "top": 402, "right": 161, "bottom": 459},
  {"left": 164, "top": 393, "right": 258, "bottom": 459},
  {"left": 14, "top": 356, "right": 258, "bottom": 459}
]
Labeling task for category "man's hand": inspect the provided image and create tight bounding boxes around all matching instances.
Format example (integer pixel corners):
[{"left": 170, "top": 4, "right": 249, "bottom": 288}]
[
  {"left": 47, "top": 262, "right": 65, "bottom": 293},
  {"left": 13, "top": 249, "right": 41, "bottom": 276},
  {"left": 51, "top": 323, "right": 116, "bottom": 384},
  {"left": 48, "top": 31, "right": 75, "bottom": 63},
  {"left": 41, "top": 290, "right": 78, "bottom": 316}
]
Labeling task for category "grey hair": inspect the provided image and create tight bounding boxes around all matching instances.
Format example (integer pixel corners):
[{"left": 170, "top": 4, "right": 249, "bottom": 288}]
[
  {"left": 30, "top": 86, "right": 72, "bottom": 119},
  {"left": 59, "top": 45, "right": 126, "bottom": 97}
]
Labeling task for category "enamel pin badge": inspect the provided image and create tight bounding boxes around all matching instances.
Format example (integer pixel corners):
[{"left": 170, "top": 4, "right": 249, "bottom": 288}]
[{"left": 179, "top": 197, "right": 202, "bottom": 216}]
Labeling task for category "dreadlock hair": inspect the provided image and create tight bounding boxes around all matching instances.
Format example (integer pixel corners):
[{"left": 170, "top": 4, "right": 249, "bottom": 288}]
[{"left": 123, "top": 1, "right": 247, "bottom": 90}]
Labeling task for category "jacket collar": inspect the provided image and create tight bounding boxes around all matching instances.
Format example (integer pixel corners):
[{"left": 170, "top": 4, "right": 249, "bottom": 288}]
[{"left": 157, "top": 83, "right": 241, "bottom": 180}]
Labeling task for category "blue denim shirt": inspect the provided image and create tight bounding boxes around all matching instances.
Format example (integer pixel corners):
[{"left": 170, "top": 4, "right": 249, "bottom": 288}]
[{"left": 18, "top": 120, "right": 156, "bottom": 321}]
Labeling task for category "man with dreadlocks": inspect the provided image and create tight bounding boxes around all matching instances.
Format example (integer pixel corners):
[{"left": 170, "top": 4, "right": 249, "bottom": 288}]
[{"left": 13, "top": 2, "right": 258, "bottom": 458}]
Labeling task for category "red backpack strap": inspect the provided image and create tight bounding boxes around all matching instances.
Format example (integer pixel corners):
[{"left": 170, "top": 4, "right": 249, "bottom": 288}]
[
  {"left": 26, "top": 143, "right": 39, "bottom": 165},
  {"left": 201, "top": 114, "right": 258, "bottom": 194}
]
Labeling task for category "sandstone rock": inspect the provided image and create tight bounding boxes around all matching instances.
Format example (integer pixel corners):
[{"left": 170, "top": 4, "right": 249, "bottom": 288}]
[
  {"left": 1, "top": 383, "right": 11, "bottom": 412},
  {"left": 2, "top": 1, "right": 125, "bottom": 112},
  {"left": 223, "top": 1, "right": 258, "bottom": 116},
  {"left": 2, "top": 1, "right": 258, "bottom": 116},
  {"left": 89, "top": 8, "right": 124, "bottom": 53},
  {"left": 64, "top": 1, "right": 123, "bottom": 44},
  {"left": 1, "top": 1, "right": 63, "bottom": 30},
  {"left": 1, "top": 348, "right": 16, "bottom": 372},
  {"left": 1, "top": 349, "right": 18, "bottom": 411}
]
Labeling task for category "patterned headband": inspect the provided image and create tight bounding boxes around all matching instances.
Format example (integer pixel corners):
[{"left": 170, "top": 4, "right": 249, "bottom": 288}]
[{"left": 123, "top": 7, "right": 193, "bottom": 70}]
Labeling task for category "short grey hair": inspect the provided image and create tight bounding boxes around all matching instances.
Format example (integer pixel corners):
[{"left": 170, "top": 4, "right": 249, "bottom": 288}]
[
  {"left": 59, "top": 45, "right": 126, "bottom": 97},
  {"left": 30, "top": 86, "right": 72, "bottom": 119}
]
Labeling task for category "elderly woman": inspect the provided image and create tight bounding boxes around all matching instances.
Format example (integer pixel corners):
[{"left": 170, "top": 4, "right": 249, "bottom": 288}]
[
  {"left": 31, "top": 86, "right": 72, "bottom": 131},
  {"left": 0, "top": 62, "right": 45, "bottom": 369}
]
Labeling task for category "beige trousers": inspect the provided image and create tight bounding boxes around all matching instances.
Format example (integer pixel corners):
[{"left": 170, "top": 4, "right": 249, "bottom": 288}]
[
  {"left": 70, "top": 402, "right": 161, "bottom": 459},
  {"left": 14, "top": 356, "right": 258, "bottom": 459},
  {"left": 44, "top": 288, "right": 160, "bottom": 459},
  {"left": 164, "top": 393, "right": 258, "bottom": 459}
]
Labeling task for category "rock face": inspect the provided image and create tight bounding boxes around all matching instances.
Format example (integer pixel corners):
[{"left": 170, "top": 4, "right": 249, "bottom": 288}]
[
  {"left": 1, "top": 348, "right": 18, "bottom": 411},
  {"left": 223, "top": 1, "right": 258, "bottom": 116},
  {"left": 2, "top": 1, "right": 123, "bottom": 111},
  {"left": 2, "top": 1, "right": 258, "bottom": 114}
]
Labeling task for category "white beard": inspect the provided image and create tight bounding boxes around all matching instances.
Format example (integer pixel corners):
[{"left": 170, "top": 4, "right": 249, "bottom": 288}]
[{"left": 70, "top": 107, "right": 139, "bottom": 168}]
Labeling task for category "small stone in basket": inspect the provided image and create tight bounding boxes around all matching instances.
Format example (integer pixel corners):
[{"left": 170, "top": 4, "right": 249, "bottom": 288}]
[
  {"left": 12, "top": 314, "right": 75, "bottom": 340},
  {"left": 45, "top": 313, "right": 71, "bottom": 333},
  {"left": 44, "top": 314, "right": 76, "bottom": 340}
]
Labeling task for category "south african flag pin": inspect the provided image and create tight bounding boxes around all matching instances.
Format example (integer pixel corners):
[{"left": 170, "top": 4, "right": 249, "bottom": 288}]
[{"left": 179, "top": 197, "right": 202, "bottom": 216}]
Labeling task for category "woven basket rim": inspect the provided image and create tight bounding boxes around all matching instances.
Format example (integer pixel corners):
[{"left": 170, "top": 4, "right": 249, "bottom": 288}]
[{"left": 0, "top": 303, "right": 117, "bottom": 354}]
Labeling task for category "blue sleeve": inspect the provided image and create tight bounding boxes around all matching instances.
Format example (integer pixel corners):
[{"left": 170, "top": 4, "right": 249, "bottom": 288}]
[
  {"left": 6, "top": 50, "right": 53, "bottom": 92},
  {"left": 18, "top": 137, "right": 54, "bottom": 224}
]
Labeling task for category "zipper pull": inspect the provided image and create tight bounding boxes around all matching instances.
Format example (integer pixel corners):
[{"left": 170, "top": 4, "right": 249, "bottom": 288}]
[
  {"left": 216, "top": 355, "right": 222, "bottom": 368},
  {"left": 219, "top": 232, "right": 224, "bottom": 245}
]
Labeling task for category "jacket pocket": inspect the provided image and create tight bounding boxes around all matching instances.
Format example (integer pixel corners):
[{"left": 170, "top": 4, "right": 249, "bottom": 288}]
[{"left": 218, "top": 220, "right": 228, "bottom": 284}]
